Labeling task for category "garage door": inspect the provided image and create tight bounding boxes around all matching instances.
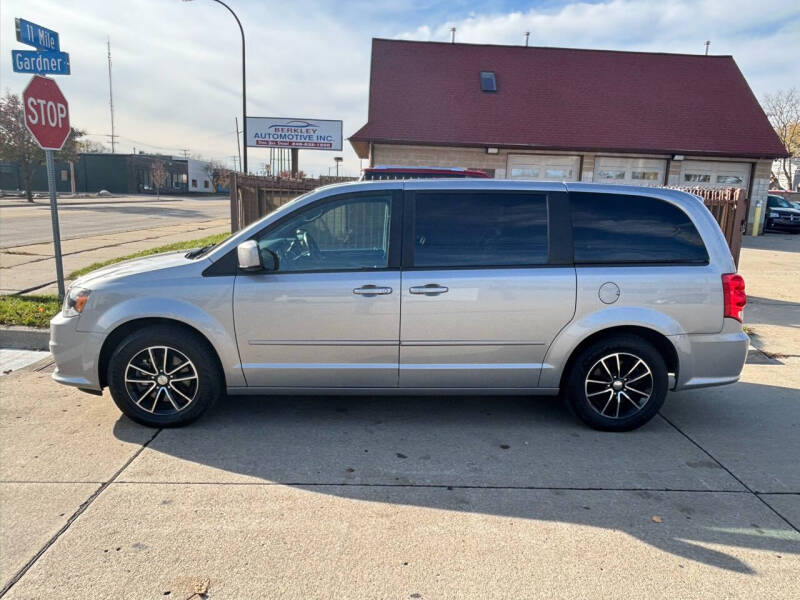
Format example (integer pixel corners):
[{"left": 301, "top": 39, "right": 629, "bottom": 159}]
[
  {"left": 507, "top": 155, "right": 580, "bottom": 181},
  {"left": 679, "top": 161, "right": 750, "bottom": 190},
  {"left": 594, "top": 157, "right": 666, "bottom": 187}
]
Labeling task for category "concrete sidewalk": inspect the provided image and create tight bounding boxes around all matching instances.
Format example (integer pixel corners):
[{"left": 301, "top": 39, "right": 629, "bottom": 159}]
[
  {"left": 739, "top": 233, "right": 800, "bottom": 357},
  {"left": 0, "top": 218, "right": 229, "bottom": 295},
  {"left": 0, "top": 358, "right": 798, "bottom": 598}
]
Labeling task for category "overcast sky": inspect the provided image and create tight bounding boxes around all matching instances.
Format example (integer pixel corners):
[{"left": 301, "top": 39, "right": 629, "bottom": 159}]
[{"left": 2, "top": 0, "right": 798, "bottom": 177}]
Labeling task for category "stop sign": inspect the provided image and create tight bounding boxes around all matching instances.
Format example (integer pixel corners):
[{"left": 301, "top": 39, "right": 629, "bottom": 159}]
[{"left": 23, "top": 75, "right": 70, "bottom": 150}]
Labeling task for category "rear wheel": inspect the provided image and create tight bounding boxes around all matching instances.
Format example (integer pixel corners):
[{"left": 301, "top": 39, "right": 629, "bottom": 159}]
[
  {"left": 107, "top": 325, "right": 221, "bottom": 427},
  {"left": 565, "top": 335, "right": 668, "bottom": 431}
]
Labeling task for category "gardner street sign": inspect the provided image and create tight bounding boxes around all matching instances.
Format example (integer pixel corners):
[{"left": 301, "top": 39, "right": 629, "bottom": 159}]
[
  {"left": 22, "top": 75, "right": 70, "bottom": 150},
  {"left": 12, "top": 49, "right": 71, "bottom": 75}
]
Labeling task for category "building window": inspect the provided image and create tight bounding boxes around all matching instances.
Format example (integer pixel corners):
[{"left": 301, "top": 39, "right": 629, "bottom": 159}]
[
  {"left": 684, "top": 173, "right": 711, "bottom": 183},
  {"left": 717, "top": 175, "right": 743, "bottom": 184},
  {"left": 60, "top": 170, "right": 69, "bottom": 182},
  {"left": 191, "top": 179, "right": 197, "bottom": 188},
  {"left": 545, "top": 168, "right": 572, "bottom": 178},
  {"left": 480, "top": 71, "right": 497, "bottom": 92},
  {"left": 632, "top": 170, "right": 660, "bottom": 181},
  {"left": 597, "top": 169, "right": 626, "bottom": 180},
  {"left": 510, "top": 167, "right": 540, "bottom": 178},
  {"left": 203, "top": 180, "right": 210, "bottom": 189}
]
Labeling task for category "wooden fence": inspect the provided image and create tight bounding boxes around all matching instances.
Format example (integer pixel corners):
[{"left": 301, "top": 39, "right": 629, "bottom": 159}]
[
  {"left": 671, "top": 187, "right": 748, "bottom": 266},
  {"left": 229, "top": 174, "right": 356, "bottom": 232},
  {"left": 230, "top": 175, "right": 748, "bottom": 267}
]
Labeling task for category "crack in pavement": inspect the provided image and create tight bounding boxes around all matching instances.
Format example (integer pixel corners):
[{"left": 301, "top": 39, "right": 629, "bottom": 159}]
[
  {"left": 658, "top": 413, "right": 800, "bottom": 535},
  {"left": 0, "top": 428, "right": 163, "bottom": 598}
]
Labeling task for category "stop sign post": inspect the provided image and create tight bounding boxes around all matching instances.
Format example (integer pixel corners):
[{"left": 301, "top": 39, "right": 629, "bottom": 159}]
[{"left": 23, "top": 75, "right": 70, "bottom": 300}]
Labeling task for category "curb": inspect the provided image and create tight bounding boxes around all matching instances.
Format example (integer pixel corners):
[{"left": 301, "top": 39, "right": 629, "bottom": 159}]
[{"left": 0, "top": 325, "right": 49, "bottom": 351}]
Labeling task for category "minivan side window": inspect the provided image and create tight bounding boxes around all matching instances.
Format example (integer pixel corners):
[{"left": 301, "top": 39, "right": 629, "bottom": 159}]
[
  {"left": 413, "top": 192, "right": 548, "bottom": 267},
  {"left": 571, "top": 192, "right": 708, "bottom": 264},
  {"left": 256, "top": 193, "right": 392, "bottom": 272}
]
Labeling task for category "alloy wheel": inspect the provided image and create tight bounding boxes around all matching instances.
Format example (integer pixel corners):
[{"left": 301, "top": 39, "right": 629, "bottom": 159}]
[
  {"left": 584, "top": 352, "right": 653, "bottom": 419},
  {"left": 124, "top": 346, "right": 199, "bottom": 415}
]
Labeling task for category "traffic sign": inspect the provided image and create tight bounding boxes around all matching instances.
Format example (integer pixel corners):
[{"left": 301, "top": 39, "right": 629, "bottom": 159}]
[
  {"left": 12, "top": 49, "right": 70, "bottom": 75},
  {"left": 15, "top": 18, "right": 60, "bottom": 51},
  {"left": 22, "top": 75, "right": 70, "bottom": 150}
]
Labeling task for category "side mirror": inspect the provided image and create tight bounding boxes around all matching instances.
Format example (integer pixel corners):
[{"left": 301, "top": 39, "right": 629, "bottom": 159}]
[{"left": 237, "top": 240, "right": 262, "bottom": 271}]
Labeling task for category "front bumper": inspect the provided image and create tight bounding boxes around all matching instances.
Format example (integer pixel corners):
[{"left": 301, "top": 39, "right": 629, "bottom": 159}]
[
  {"left": 766, "top": 217, "right": 800, "bottom": 231},
  {"left": 50, "top": 312, "right": 105, "bottom": 391},
  {"left": 671, "top": 319, "right": 749, "bottom": 390}
]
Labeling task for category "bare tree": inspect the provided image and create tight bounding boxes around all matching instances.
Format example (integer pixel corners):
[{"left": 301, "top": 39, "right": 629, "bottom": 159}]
[
  {"left": 151, "top": 160, "right": 168, "bottom": 200},
  {"left": 203, "top": 160, "right": 230, "bottom": 192},
  {"left": 763, "top": 88, "right": 800, "bottom": 189},
  {"left": 0, "top": 91, "right": 85, "bottom": 201}
]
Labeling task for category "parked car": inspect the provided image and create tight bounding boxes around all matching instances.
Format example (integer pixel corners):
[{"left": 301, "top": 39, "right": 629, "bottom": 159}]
[
  {"left": 765, "top": 194, "right": 800, "bottom": 233},
  {"left": 50, "top": 181, "right": 748, "bottom": 431},
  {"left": 361, "top": 166, "right": 490, "bottom": 180}
]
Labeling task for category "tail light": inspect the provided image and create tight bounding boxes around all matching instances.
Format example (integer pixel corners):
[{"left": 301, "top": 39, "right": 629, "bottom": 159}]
[{"left": 722, "top": 273, "right": 746, "bottom": 321}]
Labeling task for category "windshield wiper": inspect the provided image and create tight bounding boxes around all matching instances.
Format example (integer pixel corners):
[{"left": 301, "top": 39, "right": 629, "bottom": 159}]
[{"left": 185, "top": 243, "right": 216, "bottom": 259}]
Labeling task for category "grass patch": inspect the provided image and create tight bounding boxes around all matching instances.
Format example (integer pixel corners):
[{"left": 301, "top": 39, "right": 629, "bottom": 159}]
[
  {"left": 67, "top": 232, "right": 229, "bottom": 279},
  {"left": 0, "top": 294, "right": 61, "bottom": 328}
]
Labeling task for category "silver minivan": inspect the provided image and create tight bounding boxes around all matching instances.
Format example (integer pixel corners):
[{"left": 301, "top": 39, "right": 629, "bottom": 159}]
[{"left": 50, "top": 180, "right": 748, "bottom": 431}]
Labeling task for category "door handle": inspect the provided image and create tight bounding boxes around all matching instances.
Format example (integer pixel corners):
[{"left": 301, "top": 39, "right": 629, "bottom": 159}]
[
  {"left": 409, "top": 284, "right": 449, "bottom": 296},
  {"left": 353, "top": 285, "right": 392, "bottom": 296}
]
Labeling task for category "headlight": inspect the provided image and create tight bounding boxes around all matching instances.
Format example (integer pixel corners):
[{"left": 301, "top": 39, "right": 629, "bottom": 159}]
[
  {"left": 769, "top": 212, "right": 780, "bottom": 218},
  {"left": 63, "top": 287, "right": 91, "bottom": 317}
]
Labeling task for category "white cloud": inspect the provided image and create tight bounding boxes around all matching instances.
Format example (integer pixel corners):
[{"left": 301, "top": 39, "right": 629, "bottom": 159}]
[{"left": 1, "top": 0, "right": 798, "bottom": 176}]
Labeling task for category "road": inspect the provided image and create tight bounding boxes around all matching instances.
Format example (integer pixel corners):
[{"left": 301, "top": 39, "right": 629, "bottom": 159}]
[{"left": 0, "top": 196, "right": 230, "bottom": 248}]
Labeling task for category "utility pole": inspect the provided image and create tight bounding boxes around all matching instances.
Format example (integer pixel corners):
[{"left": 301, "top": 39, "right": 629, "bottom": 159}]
[
  {"left": 181, "top": 149, "right": 190, "bottom": 159},
  {"left": 107, "top": 37, "right": 117, "bottom": 152},
  {"left": 704, "top": 40, "right": 710, "bottom": 55},
  {"left": 525, "top": 31, "right": 530, "bottom": 47},
  {"left": 235, "top": 117, "right": 242, "bottom": 172}
]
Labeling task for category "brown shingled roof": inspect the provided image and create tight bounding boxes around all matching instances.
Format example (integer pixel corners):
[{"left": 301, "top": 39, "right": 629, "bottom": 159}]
[{"left": 350, "top": 39, "right": 788, "bottom": 160}]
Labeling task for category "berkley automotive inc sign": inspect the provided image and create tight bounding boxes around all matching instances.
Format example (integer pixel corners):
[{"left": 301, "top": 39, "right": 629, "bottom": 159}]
[{"left": 246, "top": 117, "right": 343, "bottom": 150}]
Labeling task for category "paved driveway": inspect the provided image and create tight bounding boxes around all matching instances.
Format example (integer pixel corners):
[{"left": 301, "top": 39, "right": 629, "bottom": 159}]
[{"left": 1, "top": 357, "right": 798, "bottom": 599}]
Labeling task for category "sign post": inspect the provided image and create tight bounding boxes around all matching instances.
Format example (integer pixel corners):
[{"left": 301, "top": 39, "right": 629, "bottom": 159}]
[
  {"left": 13, "top": 17, "right": 72, "bottom": 300},
  {"left": 22, "top": 75, "right": 71, "bottom": 300}
]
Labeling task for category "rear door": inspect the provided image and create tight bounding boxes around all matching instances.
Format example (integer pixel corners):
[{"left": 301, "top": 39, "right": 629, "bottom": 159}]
[{"left": 399, "top": 186, "right": 577, "bottom": 389}]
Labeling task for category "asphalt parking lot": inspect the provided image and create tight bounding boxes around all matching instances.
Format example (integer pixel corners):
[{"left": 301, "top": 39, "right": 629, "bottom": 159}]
[{"left": 1, "top": 234, "right": 798, "bottom": 599}]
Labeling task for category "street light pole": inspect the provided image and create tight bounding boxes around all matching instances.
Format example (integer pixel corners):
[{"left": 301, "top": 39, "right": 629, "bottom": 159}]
[{"left": 185, "top": 0, "right": 247, "bottom": 173}]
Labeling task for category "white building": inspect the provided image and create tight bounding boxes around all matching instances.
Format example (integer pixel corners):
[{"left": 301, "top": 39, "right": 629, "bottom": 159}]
[{"left": 187, "top": 159, "right": 213, "bottom": 193}]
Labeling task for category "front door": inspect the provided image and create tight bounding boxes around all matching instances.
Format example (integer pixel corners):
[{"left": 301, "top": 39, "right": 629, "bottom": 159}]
[
  {"left": 233, "top": 190, "right": 402, "bottom": 388},
  {"left": 400, "top": 188, "right": 576, "bottom": 389}
]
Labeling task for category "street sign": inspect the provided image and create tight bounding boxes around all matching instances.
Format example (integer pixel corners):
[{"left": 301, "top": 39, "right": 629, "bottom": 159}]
[
  {"left": 22, "top": 75, "right": 70, "bottom": 150},
  {"left": 14, "top": 19, "right": 69, "bottom": 301},
  {"left": 12, "top": 49, "right": 71, "bottom": 75},
  {"left": 246, "top": 117, "right": 343, "bottom": 150},
  {"left": 23, "top": 75, "right": 70, "bottom": 150},
  {"left": 15, "top": 18, "right": 60, "bottom": 51}
]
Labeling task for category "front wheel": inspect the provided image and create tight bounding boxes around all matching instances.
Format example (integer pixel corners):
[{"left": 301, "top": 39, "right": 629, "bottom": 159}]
[
  {"left": 565, "top": 335, "right": 668, "bottom": 431},
  {"left": 107, "top": 325, "right": 221, "bottom": 427}
]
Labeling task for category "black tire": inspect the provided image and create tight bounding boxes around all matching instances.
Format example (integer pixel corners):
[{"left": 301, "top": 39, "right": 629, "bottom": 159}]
[
  {"left": 107, "top": 325, "right": 221, "bottom": 427},
  {"left": 564, "top": 335, "right": 668, "bottom": 432}
]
